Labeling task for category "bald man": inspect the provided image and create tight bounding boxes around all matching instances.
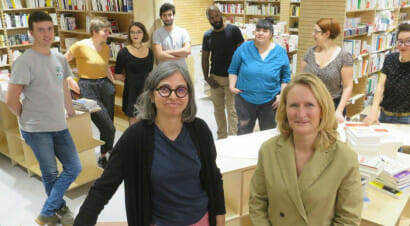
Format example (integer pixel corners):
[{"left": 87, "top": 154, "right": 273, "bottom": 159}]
[{"left": 201, "top": 6, "right": 244, "bottom": 139}]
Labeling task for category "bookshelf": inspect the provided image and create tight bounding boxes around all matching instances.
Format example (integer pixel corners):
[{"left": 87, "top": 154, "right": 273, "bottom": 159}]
[
  {"left": 0, "top": 1, "right": 60, "bottom": 71},
  {"left": 297, "top": 0, "right": 404, "bottom": 119},
  {"left": 0, "top": 100, "right": 104, "bottom": 191}
]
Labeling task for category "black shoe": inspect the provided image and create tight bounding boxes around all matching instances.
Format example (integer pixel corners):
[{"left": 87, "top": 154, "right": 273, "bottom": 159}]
[{"left": 98, "top": 156, "right": 107, "bottom": 168}]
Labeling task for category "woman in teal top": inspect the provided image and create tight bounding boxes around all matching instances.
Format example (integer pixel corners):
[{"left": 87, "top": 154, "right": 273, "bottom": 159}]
[{"left": 228, "top": 18, "right": 291, "bottom": 135}]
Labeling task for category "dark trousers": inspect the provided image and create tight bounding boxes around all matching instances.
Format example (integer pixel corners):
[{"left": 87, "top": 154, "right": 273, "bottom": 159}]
[
  {"left": 235, "top": 95, "right": 277, "bottom": 135},
  {"left": 79, "top": 78, "right": 115, "bottom": 154}
]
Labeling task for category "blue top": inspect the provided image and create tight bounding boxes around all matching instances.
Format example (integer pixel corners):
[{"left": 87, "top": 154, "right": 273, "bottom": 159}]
[
  {"left": 151, "top": 124, "right": 208, "bottom": 226},
  {"left": 228, "top": 40, "right": 291, "bottom": 104}
]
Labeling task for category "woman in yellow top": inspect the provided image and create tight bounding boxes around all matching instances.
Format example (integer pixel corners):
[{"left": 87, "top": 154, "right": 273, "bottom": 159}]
[
  {"left": 249, "top": 73, "right": 362, "bottom": 225},
  {"left": 65, "top": 17, "right": 116, "bottom": 168}
]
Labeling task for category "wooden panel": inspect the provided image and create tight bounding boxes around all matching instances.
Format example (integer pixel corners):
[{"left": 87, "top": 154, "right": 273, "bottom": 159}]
[
  {"left": 297, "top": 0, "right": 346, "bottom": 73},
  {"left": 174, "top": 0, "right": 214, "bottom": 45}
]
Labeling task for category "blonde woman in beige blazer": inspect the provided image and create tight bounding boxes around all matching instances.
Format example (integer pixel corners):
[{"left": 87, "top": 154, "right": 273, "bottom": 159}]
[{"left": 249, "top": 73, "right": 363, "bottom": 225}]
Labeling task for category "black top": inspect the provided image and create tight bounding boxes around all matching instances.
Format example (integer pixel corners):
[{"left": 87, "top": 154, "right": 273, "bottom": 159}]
[
  {"left": 151, "top": 125, "right": 208, "bottom": 225},
  {"left": 115, "top": 47, "right": 154, "bottom": 116},
  {"left": 73, "top": 118, "right": 226, "bottom": 226},
  {"left": 202, "top": 24, "right": 244, "bottom": 76},
  {"left": 380, "top": 52, "right": 410, "bottom": 112}
]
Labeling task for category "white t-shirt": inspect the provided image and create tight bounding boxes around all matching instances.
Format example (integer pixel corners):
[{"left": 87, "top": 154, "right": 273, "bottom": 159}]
[
  {"left": 9, "top": 49, "right": 72, "bottom": 132},
  {"left": 152, "top": 26, "right": 190, "bottom": 68}
]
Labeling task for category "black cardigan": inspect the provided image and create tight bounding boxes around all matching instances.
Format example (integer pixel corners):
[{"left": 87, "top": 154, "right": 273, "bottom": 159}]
[{"left": 74, "top": 118, "right": 226, "bottom": 226}]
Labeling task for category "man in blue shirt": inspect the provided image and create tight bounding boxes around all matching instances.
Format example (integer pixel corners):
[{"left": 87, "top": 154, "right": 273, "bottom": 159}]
[{"left": 202, "top": 6, "right": 244, "bottom": 139}]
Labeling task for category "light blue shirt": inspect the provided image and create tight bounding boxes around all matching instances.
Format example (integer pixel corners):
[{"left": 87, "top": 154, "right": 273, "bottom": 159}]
[{"left": 228, "top": 41, "right": 291, "bottom": 104}]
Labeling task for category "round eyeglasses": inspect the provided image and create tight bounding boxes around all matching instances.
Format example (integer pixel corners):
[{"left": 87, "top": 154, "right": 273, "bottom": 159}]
[{"left": 155, "top": 86, "right": 188, "bottom": 98}]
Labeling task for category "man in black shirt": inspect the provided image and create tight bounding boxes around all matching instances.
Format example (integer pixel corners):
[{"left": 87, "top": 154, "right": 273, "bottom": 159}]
[{"left": 202, "top": 6, "right": 244, "bottom": 139}]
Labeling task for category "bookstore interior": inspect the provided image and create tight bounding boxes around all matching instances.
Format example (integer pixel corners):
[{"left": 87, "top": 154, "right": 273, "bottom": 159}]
[{"left": 0, "top": 0, "right": 409, "bottom": 225}]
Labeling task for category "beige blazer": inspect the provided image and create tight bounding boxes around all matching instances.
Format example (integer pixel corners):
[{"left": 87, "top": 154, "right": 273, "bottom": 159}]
[{"left": 249, "top": 135, "right": 363, "bottom": 226}]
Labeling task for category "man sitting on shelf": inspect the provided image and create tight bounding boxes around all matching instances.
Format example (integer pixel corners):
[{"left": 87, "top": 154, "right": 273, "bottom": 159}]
[
  {"left": 152, "top": 2, "right": 191, "bottom": 68},
  {"left": 202, "top": 6, "right": 244, "bottom": 139},
  {"left": 6, "top": 11, "right": 81, "bottom": 226}
]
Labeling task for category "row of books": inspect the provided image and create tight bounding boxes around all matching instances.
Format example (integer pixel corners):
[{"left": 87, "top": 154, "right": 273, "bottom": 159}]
[
  {"left": 366, "top": 73, "right": 378, "bottom": 95},
  {"left": 374, "top": 10, "right": 395, "bottom": 31},
  {"left": 344, "top": 24, "right": 369, "bottom": 37},
  {"left": 345, "top": 17, "right": 362, "bottom": 29},
  {"left": 290, "top": 5, "right": 300, "bottom": 17},
  {"left": 109, "top": 41, "right": 124, "bottom": 60},
  {"left": 60, "top": 14, "right": 77, "bottom": 31},
  {"left": 0, "top": 35, "right": 5, "bottom": 47},
  {"left": 57, "top": 0, "right": 86, "bottom": 10},
  {"left": 8, "top": 33, "right": 32, "bottom": 46},
  {"left": 0, "top": 54, "right": 8, "bottom": 66},
  {"left": 90, "top": 0, "right": 133, "bottom": 12},
  {"left": 371, "top": 32, "right": 396, "bottom": 52},
  {"left": 244, "top": 3, "right": 279, "bottom": 16},
  {"left": 346, "top": 0, "right": 377, "bottom": 11},
  {"left": 215, "top": 3, "right": 244, "bottom": 14},
  {"left": 344, "top": 39, "right": 367, "bottom": 58},
  {"left": 377, "top": 0, "right": 401, "bottom": 9},
  {"left": 3, "top": 13, "right": 57, "bottom": 29},
  {"left": 1, "top": 0, "right": 54, "bottom": 9}
]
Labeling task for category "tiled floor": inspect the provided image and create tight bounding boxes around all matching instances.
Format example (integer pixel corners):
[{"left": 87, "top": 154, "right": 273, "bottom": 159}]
[{"left": 0, "top": 45, "right": 219, "bottom": 225}]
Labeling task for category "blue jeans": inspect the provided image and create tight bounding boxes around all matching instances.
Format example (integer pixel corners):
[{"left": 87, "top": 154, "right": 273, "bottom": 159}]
[
  {"left": 21, "top": 129, "right": 82, "bottom": 216},
  {"left": 379, "top": 110, "right": 410, "bottom": 124},
  {"left": 235, "top": 95, "right": 277, "bottom": 135}
]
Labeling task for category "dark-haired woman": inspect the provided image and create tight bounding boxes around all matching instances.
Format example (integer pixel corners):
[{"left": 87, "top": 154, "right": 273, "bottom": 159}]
[
  {"left": 301, "top": 18, "right": 353, "bottom": 123},
  {"left": 115, "top": 22, "right": 154, "bottom": 126},
  {"left": 228, "top": 18, "right": 291, "bottom": 135},
  {"left": 74, "top": 62, "right": 226, "bottom": 226}
]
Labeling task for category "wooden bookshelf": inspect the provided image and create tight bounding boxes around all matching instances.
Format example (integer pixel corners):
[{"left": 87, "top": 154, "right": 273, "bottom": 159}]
[
  {"left": 0, "top": 101, "right": 104, "bottom": 190},
  {"left": 296, "top": 0, "right": 404, "bottom": 119}
]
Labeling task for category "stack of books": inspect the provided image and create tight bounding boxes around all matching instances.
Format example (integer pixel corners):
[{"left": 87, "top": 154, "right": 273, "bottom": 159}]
[
  {"left": 345, "top": 123, "right": 402, "bottom": 157},
  {"left": 73, "top": 98, "right": 100, "bottom": 112},
  {"left": 358, "top": 155, "right": 384, "bottom": 182},
  {"left": 366, "top": 155, "right": 410, "bottom": 199}
]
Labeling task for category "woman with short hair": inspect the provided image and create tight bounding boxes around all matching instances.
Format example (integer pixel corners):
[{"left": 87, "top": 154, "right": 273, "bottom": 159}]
[{"left": 74, "top": 62, "right": 226, "bottom": 226}]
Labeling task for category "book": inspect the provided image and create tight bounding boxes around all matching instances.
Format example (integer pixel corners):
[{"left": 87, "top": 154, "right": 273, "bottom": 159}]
[{"left": 73, "top": 98, "right": 101, "bottom": 112}]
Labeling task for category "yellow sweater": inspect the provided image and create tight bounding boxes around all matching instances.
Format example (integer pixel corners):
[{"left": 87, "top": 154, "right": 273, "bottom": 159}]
[{"left": 69, "top": 39, "right": 110, "bottom": 79}]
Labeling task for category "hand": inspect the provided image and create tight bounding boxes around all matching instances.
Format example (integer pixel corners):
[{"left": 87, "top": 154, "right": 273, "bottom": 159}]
[
  {"left": 205, "top": 77, "right": 220, "bottom": 89},
  {"left": 272, "top": 94, "right": 280, "bottom": 109},
  {"left": 363, "top": 113, "right": 379, "bottom": 125},
  {"left": 67, "top": 110, "right": 77, "bottom": 117},
  {"left": 336, "top": 111, "right": 345, "bottom": 123},
  {"left": 68, "top": 78, "right": 80, "bottom": 94},
  {"left": 230, "top": 87, "right": 242, "bottom": 94}
]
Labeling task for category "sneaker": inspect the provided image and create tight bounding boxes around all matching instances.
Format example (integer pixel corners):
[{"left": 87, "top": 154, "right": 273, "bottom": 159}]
[
  {"left": 56, "top": 205, "right": 74, "bottom": 226},
  {"left": 98, "top": 156, "right": 107, "bottom": 168},
  {"left": 35, "top": 214, "right": 59, "bottom": 226}
]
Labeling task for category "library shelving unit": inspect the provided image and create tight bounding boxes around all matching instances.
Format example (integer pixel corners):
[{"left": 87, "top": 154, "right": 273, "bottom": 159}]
[
  {"left": 288, "top": 0, "right": 300, "bottom": 33},
  {"left": 214, "top": 0, "right": 281, "bottom": 24},
  {"left": 297, "top": 0, "right": 403, "bottom": 118},
  {"left": 0, "top": 2, "right": 60, "bottom": 72},
  {"left": 56, "top": 0, "right": 137, "bottom": 131},
  {"left": 0, "top": 100, "right": 104, "bottom": 190}
]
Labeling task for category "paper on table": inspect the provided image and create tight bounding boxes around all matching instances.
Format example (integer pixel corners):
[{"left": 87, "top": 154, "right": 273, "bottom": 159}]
[{"left": 215, "top": 129, "right": 279, "bottom": 159}]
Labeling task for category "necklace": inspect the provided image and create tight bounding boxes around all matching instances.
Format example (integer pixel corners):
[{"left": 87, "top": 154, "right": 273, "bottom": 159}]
[{"left": 131, "top": 44, "right": 143, "bottom": 50}]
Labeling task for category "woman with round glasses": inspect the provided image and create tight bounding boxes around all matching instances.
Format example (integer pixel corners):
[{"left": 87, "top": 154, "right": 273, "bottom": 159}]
[
  {"left": 74, "top": 62, "right": 226, "bottom": 226},
  {"left": 301, "top": 18, "right": 353, "bottom": 123},
  {"left": 364, "top": 22, "right": 410, "bottom": 125},
  {"left": 115, "top": 22, "right": 154, "bottom": 126}
]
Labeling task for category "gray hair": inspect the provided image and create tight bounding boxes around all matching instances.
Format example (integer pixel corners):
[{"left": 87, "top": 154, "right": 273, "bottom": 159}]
[{"left": 136, "top": 62, "right": 197, "bottom": 123}]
